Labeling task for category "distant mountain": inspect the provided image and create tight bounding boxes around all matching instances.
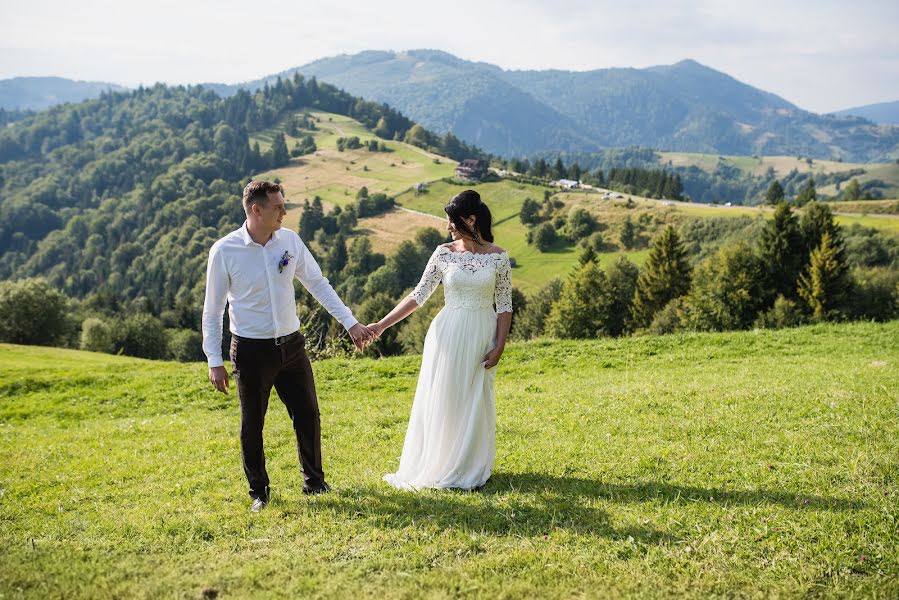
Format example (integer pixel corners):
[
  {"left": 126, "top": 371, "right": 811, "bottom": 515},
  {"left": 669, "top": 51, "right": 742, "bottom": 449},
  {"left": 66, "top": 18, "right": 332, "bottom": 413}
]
[
  {"left": 0, "top": 77, "right": 127, "bottom": 111},
  {"left": 209, "top": 50, "right": 899, "bottom": 162},
  {"left": 833, "top": 100, "right": 899, "bottom": 125}
]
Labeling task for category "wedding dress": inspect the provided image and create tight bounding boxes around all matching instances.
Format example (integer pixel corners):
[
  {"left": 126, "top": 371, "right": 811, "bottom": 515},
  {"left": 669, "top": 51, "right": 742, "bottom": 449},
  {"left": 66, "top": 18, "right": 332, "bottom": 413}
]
[{"left": 383, "top": 243, "right": 513, "bottom": 490}]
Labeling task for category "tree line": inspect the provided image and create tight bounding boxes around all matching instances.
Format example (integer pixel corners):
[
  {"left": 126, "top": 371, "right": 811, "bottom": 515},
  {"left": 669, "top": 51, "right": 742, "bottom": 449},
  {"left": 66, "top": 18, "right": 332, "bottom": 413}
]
[{"left": 510, "top": 201, "right": 898, "bottom": 342}]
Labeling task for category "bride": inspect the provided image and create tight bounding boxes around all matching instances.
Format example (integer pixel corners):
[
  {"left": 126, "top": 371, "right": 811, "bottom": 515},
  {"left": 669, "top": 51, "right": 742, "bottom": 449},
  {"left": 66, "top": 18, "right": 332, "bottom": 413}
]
[{"left": 368, "top": 189, "right": 513, "bottom": 490}]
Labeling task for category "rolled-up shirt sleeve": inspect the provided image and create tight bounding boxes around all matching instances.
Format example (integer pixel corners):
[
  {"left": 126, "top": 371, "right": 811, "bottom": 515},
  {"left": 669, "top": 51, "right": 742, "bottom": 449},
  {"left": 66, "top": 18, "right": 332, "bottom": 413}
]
[
  {"left": 294, "top": 238, "right": 359, "bottom": 331},
  {"left": 202, "top": 244, "right": 229, "bottom": 368}
]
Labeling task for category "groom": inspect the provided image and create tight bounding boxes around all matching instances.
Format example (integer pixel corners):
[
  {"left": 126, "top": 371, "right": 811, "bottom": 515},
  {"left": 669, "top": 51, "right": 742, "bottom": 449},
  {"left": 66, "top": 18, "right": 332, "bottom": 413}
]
[{"left": 202, "top": 180, "right": 376, "bottom": 512}]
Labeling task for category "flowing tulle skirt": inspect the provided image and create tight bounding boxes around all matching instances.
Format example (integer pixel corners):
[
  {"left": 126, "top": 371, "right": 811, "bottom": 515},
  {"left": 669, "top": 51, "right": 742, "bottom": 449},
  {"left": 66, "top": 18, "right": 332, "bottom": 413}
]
[{"left": 383, "top": 305, "right": 497, "bottom": 490}]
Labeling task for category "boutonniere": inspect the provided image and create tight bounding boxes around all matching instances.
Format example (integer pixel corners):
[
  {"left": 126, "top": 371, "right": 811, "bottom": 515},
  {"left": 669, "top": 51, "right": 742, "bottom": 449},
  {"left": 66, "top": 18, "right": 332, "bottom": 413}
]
[{"left": 278, "top": 250, "right": 294, "bottom": 273}]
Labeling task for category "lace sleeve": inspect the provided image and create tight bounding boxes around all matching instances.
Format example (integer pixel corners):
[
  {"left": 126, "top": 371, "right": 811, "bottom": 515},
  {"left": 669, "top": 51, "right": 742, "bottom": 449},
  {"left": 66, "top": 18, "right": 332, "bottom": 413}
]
[
  {"left": 408, "top": 247, "right": 443, "bottom": 306},
  {"left": 495, "top": 253, "right": 513, "bottom": 313}
]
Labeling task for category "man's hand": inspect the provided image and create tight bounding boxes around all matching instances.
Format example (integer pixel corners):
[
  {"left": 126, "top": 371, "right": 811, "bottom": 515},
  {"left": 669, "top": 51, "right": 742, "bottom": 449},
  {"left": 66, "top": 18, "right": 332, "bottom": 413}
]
[
  {"left": 348, "top": 323, "right": 376, "bottom": 351},
  {"left": 209, "top": 366, "right": 229, "bottom": 394}
]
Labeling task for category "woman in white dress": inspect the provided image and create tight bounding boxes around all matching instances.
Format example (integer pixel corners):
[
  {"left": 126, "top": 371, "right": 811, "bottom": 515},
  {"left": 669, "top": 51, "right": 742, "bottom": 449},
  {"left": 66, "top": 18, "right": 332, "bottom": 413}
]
[{"left": 367, "top": 189, "right": 514, "bottom": 490}]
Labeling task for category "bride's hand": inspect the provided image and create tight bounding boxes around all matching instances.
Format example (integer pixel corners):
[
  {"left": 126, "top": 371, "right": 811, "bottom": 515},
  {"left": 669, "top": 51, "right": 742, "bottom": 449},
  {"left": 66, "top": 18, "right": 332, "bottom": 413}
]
[
  {"left": 483, "top": 347, "right": 502, "bottom": 369},
  {"left": 367, "top": 322, "right": 385, "bottom": 338}
]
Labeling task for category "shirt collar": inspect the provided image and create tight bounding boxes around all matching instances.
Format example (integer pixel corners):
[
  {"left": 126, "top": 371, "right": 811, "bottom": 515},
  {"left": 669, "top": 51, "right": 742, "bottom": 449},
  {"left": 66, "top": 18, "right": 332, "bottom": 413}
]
[
  {"left": 240, "top": 221, "right": 281, "bottom": 246},
  {"left": 240, "top": 221, "right": 254, "bottom": 246}
]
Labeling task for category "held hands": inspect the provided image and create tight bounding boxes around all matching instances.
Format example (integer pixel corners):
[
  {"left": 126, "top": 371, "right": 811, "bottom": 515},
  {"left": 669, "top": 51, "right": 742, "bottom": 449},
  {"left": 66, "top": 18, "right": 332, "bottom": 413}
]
[
  {"left": 348, "top": 323, "right": 378, "bottom": 351},
  {"left": 366, "top": 322, "right": 386, "bottom": 339}
]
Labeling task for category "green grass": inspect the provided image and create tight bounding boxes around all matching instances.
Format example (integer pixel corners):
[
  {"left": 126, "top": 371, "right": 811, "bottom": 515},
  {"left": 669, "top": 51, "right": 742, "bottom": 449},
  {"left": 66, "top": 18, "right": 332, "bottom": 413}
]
[
  {"left": 826, "top": 199, "right": 899, "bottom": 215},
  {"left": 834, "top": 214, "right": 899, "bottom": 234},
  {"left": 2, "top": 322, "right": 898, "bottom": 598}
]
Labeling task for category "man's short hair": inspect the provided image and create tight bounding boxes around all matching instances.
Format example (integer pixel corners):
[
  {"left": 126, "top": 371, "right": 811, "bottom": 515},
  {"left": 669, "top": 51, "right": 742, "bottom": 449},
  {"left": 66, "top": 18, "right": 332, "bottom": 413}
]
[{"left": 242, "top": 180, "right": 284, "bottom": 212}]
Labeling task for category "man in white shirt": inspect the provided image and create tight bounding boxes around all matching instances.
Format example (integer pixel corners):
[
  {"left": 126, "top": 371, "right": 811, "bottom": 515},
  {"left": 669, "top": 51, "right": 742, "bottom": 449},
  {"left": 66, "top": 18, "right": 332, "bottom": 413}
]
[{"left": 202, "top": 180, "right": 375, "bottom": 512}]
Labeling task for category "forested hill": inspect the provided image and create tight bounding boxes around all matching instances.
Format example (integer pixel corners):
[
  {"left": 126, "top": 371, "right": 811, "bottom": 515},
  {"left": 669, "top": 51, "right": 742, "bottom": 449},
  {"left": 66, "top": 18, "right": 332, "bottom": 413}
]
[
  {"left": 215, "top": 50, "right": 899, "bottom": 161},
  {"left": 0, "top": 75, "right": 484, "bottom": 330}
]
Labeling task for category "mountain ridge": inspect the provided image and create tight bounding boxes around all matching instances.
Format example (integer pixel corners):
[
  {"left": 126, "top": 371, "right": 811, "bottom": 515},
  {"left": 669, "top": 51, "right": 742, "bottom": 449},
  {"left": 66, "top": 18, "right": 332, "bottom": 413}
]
[
  {"left": 2, "top": 52, "right": 897, "bottom": 161},
  {"left": 204, "top": 50, "right": 899, "bottom": 161},
  {"left": 833, "top": 100, "right": 899, "bottom": 125},
  {"left": 0, "top": 76, "right": 127, "bottom": 111}
]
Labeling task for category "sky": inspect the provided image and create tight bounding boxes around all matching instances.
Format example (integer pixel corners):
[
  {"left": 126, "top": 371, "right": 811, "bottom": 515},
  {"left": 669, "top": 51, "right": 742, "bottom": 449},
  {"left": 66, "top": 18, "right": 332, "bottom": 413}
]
[{"left": 1, "top": 0, "right": 897, "bottom": 114}]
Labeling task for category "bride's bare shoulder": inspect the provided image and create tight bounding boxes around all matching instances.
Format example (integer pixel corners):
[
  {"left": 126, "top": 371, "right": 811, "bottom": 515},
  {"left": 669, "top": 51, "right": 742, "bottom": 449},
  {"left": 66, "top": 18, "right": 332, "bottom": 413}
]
[{"left": 488, "top": 244, "right": 506, "bottom": 254}]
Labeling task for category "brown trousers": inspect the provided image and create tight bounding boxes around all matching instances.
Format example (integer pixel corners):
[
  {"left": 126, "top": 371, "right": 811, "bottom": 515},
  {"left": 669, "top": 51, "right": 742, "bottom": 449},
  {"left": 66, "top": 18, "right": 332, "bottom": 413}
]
[{"left": 230, "top": 331, "right": 324, "bottom": 501}]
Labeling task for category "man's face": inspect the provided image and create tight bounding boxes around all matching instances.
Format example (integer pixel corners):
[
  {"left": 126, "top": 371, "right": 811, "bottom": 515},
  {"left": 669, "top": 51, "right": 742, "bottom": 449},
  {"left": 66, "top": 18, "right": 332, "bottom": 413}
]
[{"left": 254, "top": 191, "right": 287, "bottom": 231}]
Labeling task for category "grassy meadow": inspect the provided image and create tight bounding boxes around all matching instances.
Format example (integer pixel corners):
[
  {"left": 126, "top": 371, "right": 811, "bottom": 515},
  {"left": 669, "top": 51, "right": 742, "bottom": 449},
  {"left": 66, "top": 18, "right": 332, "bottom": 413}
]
[
  {"left": 1, "top": 322, "right": 898, "bottom": 598},
  {"left": 250, "top": 109, "right": 456, "bottom": 230}
]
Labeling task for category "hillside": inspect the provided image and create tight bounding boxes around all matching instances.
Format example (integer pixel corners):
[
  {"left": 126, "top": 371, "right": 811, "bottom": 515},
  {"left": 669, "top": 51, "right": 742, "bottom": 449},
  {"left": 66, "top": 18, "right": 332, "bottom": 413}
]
[
  {"left": 548, "top": 147, "right": 899, "bottom": 203},
  {"left": 250, "top": 109, "right": 455, "bottom": 254},
  {"left": 214, "top": 50, "right": 899, "bottom": 161},
  {"left": 1, "top": 321, "right": 897, "bottom": 597},
  {"left": 0, "top": 76, "right": 127, "bottom": 110},
  {"left": 246, "top": 108, "right": 899, "bottom": 292},
  {"left": 658, "top": 152, "right": 899, "bottom": 200}
]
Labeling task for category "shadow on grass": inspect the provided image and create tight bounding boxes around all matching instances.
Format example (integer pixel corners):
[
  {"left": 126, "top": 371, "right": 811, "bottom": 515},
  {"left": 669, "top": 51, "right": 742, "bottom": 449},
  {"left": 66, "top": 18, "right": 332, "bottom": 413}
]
[
  {"left": 483, "top": 473, "right": 864, "bottom": 511},
  {"left": 303, "top": 482, "right": 668, "bottom": 542},
  {"left": 492, "top": 213, "right": 520, "bottom": 227},
  {"left": 297, "top": 472, "right": 861, "bottom": 539}
]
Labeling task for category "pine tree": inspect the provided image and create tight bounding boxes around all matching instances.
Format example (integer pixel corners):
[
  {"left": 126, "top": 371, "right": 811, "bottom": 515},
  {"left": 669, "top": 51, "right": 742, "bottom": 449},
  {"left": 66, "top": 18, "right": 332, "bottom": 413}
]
[
  {"left": 620, "top": 216, "right": 638, "bottom": 249},
  {"left": 299, "top": 196, "right": 325, "bottom": 240},
  {"left": 795, "top": 178, "right": 817, "bottom": 206},
  {"left": 758, "top": 202, "right": 803, "bottom": 301},
  {"left": 579, "top": 246, "right": 598, "bottom": 265},
  {"left": 631, "top": 226, "right": 692, "bottom": 329},
  {"left": 797, "top": 231, "right": 851, "bottom": 320},
  {"left": 765, "top": 180, "right": 785, "bottom": 205},
  {"left": 844, "top": 178, "right": 861, "bottom": 201},
  {"left": 325, "top": 234, "right": 348, "bottom": 276},
  {"left": 545, "top": 261, "right": 609, "bottom": 338},
  {"left": 799, "top": 201, "right": 843, "bottom": 267},
  {"left": 605, "top": 257, "right": 640, "bottom": 336},
  {"left": 271, "top": 132, "right": 290, "bottom": 167},
  {"left": 513, "top": 279, "right": 562, "bottom": 340},
  {"left": 553, "top": 157, "right": 566, "bottom": 180}
]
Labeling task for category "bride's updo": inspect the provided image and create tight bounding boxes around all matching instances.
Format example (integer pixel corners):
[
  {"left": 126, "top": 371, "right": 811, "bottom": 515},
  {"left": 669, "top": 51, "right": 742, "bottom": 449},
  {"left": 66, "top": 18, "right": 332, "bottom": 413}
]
[{"left": 444, "top": 189, "right": 494, "bottom": 243}]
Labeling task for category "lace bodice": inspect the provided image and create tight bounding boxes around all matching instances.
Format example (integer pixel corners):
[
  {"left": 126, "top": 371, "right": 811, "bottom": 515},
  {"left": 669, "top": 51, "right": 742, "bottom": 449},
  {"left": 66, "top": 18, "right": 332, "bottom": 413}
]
[{"left": 409, "top": 244, "right": 513, "bottom": 312}]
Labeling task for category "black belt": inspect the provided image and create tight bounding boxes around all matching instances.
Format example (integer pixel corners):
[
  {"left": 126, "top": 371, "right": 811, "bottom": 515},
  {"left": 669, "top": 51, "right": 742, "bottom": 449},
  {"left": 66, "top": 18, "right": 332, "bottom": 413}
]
[{"left": 233, "top": 331, "right": 300, "bottom": 346}]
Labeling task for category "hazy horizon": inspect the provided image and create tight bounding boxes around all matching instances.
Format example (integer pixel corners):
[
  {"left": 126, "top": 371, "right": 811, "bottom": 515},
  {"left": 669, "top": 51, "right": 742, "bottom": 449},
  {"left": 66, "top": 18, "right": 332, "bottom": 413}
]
[{"left": 1, "top": 0, "right": 897, "bottom": 114}]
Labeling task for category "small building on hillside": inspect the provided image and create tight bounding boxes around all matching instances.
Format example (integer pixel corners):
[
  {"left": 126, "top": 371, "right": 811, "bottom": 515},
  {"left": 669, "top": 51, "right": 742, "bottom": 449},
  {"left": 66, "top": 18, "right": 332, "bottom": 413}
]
[
  {"left": 553, "top": 179, "right": 580, "bottom": 189},
  {"left": 455, "top": 159, "right": 489, "bottom": 181}
]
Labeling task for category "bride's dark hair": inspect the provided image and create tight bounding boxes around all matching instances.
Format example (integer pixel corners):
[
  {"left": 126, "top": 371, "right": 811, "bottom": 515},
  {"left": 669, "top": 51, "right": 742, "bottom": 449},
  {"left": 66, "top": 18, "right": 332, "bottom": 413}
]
[{"left": 444, "top": 189, "right": 494, "bottom": 243}]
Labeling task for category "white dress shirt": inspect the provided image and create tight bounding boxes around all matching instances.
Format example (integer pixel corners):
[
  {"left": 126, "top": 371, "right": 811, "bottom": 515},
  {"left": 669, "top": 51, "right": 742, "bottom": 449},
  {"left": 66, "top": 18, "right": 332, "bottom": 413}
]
[{"left": 202, "top": 222, "right": 359, "bottom": 367}]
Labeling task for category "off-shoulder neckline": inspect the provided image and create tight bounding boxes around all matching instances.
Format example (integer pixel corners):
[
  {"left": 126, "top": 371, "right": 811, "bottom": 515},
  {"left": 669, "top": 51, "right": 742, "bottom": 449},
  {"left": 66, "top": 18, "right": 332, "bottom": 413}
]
[{"left": 438, "top": 244, "right": 507, "bottom": 257}]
